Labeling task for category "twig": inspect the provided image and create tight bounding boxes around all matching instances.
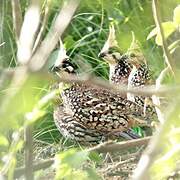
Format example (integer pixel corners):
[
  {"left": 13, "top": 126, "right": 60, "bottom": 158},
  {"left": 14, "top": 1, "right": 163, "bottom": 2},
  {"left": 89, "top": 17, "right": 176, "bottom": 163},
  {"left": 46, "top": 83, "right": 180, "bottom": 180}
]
[
  {"left": 99, "top": 157, "right": 136, "bottom": 174},
  {"left": 29, "top": 0, "right": 80, "bottom": 71},
  {"left": 132, "top": 2, "right": 177, "bottom": 178},
  {"left": 55, "top": 73, "right": 180, "bottom": 97},
  {"left": 14, "top": 159, "right": 54, "bottom": 179},
  {"left": 1, "top": 67, "right": 180, "bottom": 97},
  {"left": 132, "top": 123, "right": 165, "bottom": 180},
  {"left": 152, "top": 0, "right": 176, "bottom": 76},
  {"left": 152, "top": 67, "right": 169, "bottom": 123},
  {"left": 88, "top": 137, "right": 151, "bottom": 153},
  {"left": 11, "top": 0, "right": 22, "bottom": 40},
  {"left": 13, "top": 137, "right": 150, "bottom": 178},
  {"left": 17, "top": 1, "right": 41, "bottom": 64},
  {"left": 132, "top": 67, "right": 171, "bottom": 180},
  {"left": 24, "top": 124, "right": 34, "bottom": 180}
]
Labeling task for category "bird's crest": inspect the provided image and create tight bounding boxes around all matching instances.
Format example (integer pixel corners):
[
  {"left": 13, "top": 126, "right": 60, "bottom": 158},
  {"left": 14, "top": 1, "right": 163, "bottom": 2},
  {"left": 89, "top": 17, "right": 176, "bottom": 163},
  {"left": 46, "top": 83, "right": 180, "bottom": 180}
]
[
  {"left": 54, "top": 39, "right": 69, "bottom": 68},
  {"left": 51, "top": 39, "right": 75, "bottom": 74},
  {"left": 127, "top": 32, "right": 147, "bottom": 66},
  {"left": 100, "top": 24, "right": 118, "bottom": 54}
]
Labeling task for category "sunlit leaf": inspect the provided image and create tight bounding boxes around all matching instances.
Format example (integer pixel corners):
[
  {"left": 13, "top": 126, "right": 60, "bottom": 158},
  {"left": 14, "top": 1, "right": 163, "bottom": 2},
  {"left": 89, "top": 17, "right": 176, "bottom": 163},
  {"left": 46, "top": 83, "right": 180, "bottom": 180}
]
[
  {"left": 147, "top": 21, "right": 177, "bottom": 46},
  {"left": 154, "top": 22, "right": 176, "bottom": 46},
  {"left": 55, "top": 149, "right": 90, "bottom": 179},
  {"left": 0, "top": 136, "right": 9, "bottom": 147},
  {"left": 147, "top": 27, "right": 157, "bottom": 40},
  {"left": 58, "top": 149, "right": 89, "bottom": 168},
  {"left": 173, "top": 5, "right": 180, "bottom": 25}
]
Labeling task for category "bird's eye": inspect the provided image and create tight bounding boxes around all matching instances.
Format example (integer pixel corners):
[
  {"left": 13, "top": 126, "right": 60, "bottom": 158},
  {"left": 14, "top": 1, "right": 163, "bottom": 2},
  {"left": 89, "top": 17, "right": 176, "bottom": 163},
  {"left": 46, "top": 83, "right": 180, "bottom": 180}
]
[{"left": 130, "top": 53, "right": 136, "bottom": 57}]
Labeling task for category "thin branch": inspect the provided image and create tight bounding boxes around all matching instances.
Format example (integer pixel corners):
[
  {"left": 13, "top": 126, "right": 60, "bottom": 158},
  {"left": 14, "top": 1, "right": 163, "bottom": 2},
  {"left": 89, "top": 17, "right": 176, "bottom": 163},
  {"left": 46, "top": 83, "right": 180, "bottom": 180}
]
[
  {"left": 29, "top": 0, "right": 80, "bottom": 71},
  {"left": 54, "top": 73, "right": 180, "bottom": 97},
  {"left": 24, "top": 124, "right": 34, "bottom": 180},
  {"left": 152, "top": 67, "right": 169, "bottom": 123},
  {"left": 99, "top": 157, "right": 136, "bottom": 174},
  {"left": 132, "top": 2, "right": 178, "bottom": 178},
  {"left": 1, "top": 67, "right": 180, "bottom": 97},
  {"left": 13, "top": 137, "right": 150, "bottom": 178},
  {"left": 88, "top": 136, "right": 151, "bottom": 153},
  {"left": 0, "top": 130, "right": 22, "bottom": 178},
  {"left": 152, "top": 0, "right": 176, "bottom": 76},
  {"left": 14, "top": 159, "right": 54, "bottom": 179},
  {"left": 132, "top": 122, "right": 166, "bottom": 180}
]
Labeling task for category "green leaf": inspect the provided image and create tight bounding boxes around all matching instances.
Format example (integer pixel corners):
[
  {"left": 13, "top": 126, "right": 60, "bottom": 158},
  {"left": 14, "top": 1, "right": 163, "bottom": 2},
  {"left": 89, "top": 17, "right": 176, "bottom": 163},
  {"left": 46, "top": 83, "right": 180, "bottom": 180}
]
[
  {"left": 147, "top": 27, "right": 157, "bottom": 40},
  {"left": 156, "top": 22, "right": 176, "bottom": 46},
  {"left": 0, "top": 136, "right": 9, "bottom": 147},
  {"left": 55, "top": 149, "right": 90, "bottom": 179},
  {"left": 173, "top": 5, "right": 180, "bottom": 25},
  {"left": 147, "top": 22, "right": 177, "bottom": 45},
  {"left": 56, "top": 149, "right": 89, "bottom": 169}
]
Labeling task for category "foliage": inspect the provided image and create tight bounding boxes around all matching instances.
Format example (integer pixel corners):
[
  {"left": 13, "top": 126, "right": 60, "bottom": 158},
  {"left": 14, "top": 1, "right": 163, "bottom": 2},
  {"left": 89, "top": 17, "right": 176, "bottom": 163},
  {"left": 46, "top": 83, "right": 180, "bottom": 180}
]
[
  {"left": 0, "top": 0, "right": 180, "bottom": 179},
  {"left": 55, "top": 149, "right": 101, "bottom": 180},
  {"left": 147, "top": 4, "right": 180, "bottom": 47}
]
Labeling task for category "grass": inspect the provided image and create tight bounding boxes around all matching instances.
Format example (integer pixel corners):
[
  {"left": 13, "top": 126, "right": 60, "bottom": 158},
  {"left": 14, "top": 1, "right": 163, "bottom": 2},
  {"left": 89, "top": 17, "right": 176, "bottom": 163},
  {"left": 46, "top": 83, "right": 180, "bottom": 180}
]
[{"left": 1, "top": 0, "right": 180, "bottom": 179}]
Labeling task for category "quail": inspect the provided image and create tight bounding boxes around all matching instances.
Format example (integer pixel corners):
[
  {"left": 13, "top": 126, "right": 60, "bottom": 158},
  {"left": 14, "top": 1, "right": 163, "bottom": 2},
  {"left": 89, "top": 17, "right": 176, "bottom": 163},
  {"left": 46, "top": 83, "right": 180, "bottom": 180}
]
[
  {"left": 99, "top": 25, "right": 156, "bottom": 118},
  {"left": 98, "top": 25, "right": 132, "bottom": 85},
  {"left": 51, "top": 41, "right": 150, "bottom": 144},
  {"left": 126, "top": 38, "right": 157, "bottom": 117}
]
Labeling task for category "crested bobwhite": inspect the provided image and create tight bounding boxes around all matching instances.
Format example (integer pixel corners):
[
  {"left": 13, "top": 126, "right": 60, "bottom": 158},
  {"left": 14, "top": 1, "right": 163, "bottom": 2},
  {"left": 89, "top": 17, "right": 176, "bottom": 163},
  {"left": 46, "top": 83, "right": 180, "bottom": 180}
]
[
  {"left": 51, "top": 41, "right": 150, "bottom": 144},
  {"left": 99, "top": 25, "right": 156, "bottom": 118}
]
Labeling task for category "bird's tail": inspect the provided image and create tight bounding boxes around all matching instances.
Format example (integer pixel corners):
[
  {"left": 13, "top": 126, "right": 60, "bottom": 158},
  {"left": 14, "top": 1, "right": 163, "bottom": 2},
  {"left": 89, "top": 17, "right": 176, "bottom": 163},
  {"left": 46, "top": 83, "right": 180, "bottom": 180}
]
[{"left": 119, "top": 129, "right": 141, "bottom": 140}]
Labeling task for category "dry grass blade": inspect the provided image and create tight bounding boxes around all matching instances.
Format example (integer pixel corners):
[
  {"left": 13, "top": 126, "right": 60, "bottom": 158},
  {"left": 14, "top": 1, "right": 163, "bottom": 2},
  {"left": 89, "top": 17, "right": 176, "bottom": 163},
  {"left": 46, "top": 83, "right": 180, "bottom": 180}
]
[
  {"left": 11, "top": 0, "right": 22, "bottom": 40},
  {"left": 88, "top": 137, "right": 151, "bottom": 153},
  {"left": 17, "top": 1, "right": 41, "bottom": 64}
]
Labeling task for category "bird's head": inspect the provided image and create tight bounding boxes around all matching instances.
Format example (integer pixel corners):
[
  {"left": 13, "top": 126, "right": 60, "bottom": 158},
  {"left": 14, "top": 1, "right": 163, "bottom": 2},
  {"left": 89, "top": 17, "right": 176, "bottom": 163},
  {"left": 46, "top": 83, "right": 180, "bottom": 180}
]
[
  {"left": 126, "top": 32, "right": 147, "bottom": 68},
  {"left": 98, "top": 24, "right": 121, "bottom": 65},
  {"left": 127, "top": 53, "right": 146, "bottom": 68},
  {"left": 50, "top": 40, "right": 76, "bottom": 76}
]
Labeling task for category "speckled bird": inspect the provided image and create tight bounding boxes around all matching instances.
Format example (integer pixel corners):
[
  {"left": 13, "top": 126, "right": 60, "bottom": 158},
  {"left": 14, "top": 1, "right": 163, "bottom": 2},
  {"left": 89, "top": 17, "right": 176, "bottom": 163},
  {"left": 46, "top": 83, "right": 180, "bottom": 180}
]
[
  {"left": 99, "top": 25, "right": 132, "bottom": 85},
  {"left": 52, "top": 41, "right": 150, "bottom": 144},
  {"left": 127, "top": 53, "right": 151, "bottom": 105},
  {"left": 127, "top": 52, "right": 156, "bottom": 116},
  {"left": 99, "top": 25, "right": 156, "bottom": 117}
]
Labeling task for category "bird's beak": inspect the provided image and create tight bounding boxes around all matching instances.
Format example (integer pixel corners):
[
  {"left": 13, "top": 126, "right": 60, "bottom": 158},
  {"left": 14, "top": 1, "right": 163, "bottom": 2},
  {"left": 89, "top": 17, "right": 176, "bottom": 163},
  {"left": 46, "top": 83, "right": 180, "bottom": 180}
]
[
  {"left": 50, "top": 65, "right": 60, "bottom": 73},
  {"left": 98, "top": 51, "right": 107, "bottom": 58}
]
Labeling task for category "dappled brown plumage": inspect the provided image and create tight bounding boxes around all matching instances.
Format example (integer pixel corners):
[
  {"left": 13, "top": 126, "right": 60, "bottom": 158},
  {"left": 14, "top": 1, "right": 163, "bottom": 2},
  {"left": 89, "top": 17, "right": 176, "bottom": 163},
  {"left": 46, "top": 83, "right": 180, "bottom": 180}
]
[
  {"left": 51, "top": 41, "right": 150, "bottom": 144},
  {"left": 98, "top": 25, "right": 132, "bottom": 85}
]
